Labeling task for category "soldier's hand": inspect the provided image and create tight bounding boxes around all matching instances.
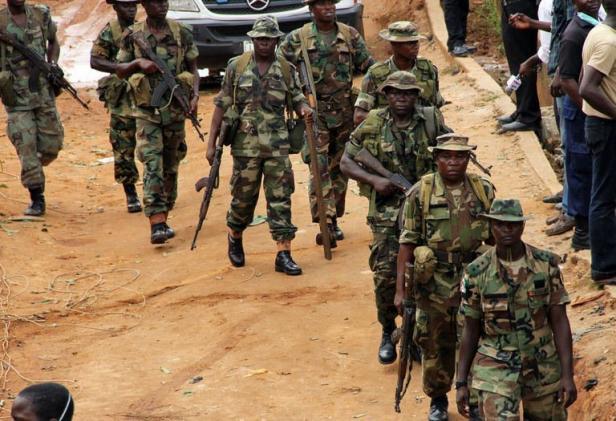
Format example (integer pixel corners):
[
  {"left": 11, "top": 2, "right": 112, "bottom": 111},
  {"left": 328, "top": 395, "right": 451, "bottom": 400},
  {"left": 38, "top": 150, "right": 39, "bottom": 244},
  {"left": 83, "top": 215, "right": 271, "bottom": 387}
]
[
  {"left": 394, "top": 290, "right": 404, "bottom": 316},
  {"left": 508, "top": 13, "right": 532, "bottom": 30},
  {"left": 137, "top": 58, "right": 159, "bottom": 74},
  {"left": 206, "top": 145, "right": 216, "bottom": 166},
  {"left": 519, "top": 60, "right": 534, "bottom": 78},
  {"left": 558, "top": 376, "right": 577, "bottom": 408},
  {"left": 550, "top": 74, "right": 564, "bottom": 98},
  {"left": 456, "top": 385, "right": 470, "bottom": 418},
  {"left": 373, "top": 177, "right": 397, "bottom": 196}
]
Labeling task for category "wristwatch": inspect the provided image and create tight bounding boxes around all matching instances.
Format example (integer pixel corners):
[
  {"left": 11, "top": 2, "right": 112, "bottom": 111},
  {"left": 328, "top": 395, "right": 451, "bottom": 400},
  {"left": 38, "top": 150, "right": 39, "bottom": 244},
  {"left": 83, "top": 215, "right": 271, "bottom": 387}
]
[{"left": 455, "top": 380, "right": 468, "bottom": 390}]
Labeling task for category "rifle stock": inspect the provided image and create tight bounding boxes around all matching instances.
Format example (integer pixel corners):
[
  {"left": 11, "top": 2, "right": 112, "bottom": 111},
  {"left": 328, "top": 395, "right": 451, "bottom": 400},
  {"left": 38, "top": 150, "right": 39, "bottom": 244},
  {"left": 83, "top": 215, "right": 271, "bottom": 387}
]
[{"left": 395, "top": 262, "right": 416, "bottom": 413}]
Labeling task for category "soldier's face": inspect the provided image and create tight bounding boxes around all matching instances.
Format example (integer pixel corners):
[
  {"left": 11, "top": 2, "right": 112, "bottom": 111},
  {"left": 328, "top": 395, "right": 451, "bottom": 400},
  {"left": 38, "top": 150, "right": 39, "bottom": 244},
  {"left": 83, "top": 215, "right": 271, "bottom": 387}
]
[
  {"left": 310, "top": 1, "right": 336, "bottom": 24},
  {"left": 7, "top": 0, "right": 26, "bottom": 8},
  {"left": 491, "top": 220, "right": 524, "bottom": 248},
  {"left": 391, "top": 41, "right": 420, "bottom": 61},
  {"left": 435, "top": 150, "right": 470, "bottom": 182},
  {"left": 385, "top": 88, "right": 417, "bottom": 116},
  {"left": 252, "top": 37, "right": 278, "bottom": 59},
  {"left": 114, "top": 2, "right": 138, "bottom": 22},
  {"left": 141, "top": 0, "right": 168, "bottom": 20}
]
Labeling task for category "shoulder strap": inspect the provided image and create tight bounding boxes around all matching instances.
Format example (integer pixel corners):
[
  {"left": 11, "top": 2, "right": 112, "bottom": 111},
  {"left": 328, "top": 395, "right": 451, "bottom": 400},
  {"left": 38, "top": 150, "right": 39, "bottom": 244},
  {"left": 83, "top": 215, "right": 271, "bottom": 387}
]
[
  {"left": 420, "top": 174, "right": 436, "bottom": 239},
  {"left": 109, "top": 20, "right": 124, "bottom": 48},
  {"left": 166, "top": 19, "right": 184, "bottom": 74},
  {"left": 232, "top": 51, "right": 253, "bottom": 109},
  {"left": 467, "top": 174, "right": 491, "bottom": 211}
]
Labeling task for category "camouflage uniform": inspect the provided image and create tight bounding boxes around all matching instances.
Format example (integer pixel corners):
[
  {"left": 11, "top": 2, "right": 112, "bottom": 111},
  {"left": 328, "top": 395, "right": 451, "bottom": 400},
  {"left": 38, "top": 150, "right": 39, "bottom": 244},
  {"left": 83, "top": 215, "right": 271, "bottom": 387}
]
[
  {"left": 345, "top": 73, "right": 448, "bottom": 329},
  {"left": 355, "top": 21, "right": 444, "bottom": 111},
  {"left": 0, "top": 5, "right": 63, "bottom": 189},
  {"left": 280, "top": 22, "right": 374, "bottom": 222},
  {"left": 214, "top": 18, "right": 307, "bottom": 242},
  {"left": 399, "top": 137, "right": 495, "bottom": 398},
  {"left": 91, "top": 20, "right": 139, "bottom": 186},
  {"left": 461, "top": 237, "right": 570, "bottom": 420},
  {"left": 117, "top": 19, "right": 198, "bottom": 217}
]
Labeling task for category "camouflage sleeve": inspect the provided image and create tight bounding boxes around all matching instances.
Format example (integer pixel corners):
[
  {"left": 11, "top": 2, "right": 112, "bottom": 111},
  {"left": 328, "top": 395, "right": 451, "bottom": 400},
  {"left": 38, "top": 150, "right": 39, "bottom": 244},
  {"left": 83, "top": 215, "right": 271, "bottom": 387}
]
[
  {"left": 354, "top": 69, "right": 377, "bottom": 110},
  {"left": 482, "top": 178, "right": 496, "bottom": 205},
  {"left": 548, "top": 261, "right": 570, "bottom": 306},
  {"left": 46, "top": 10, "right": 57, "bottom": 40},
  {"left": 433, "top": 64, "right": 446, "bottom": 108},
  {"left": 213, "top": 59, "right": 236, "bottom": 110},
  {"left": 279, "top": 30, "right": 302, "bottom": 65},
  {"left": 350, "top": 28, "right": 375, "bottom": 73},
  {"left": 345, "top": 121, "right": 367, "bottom": 158},
  {"left": 116, "top": 29, "right": 135, "bottom": 63},
  {"left": 461, "top": 273, "right": 482, "bottom": 319},
  {"left": 436, "top": 108, "right": 451, "bottom": 138},
  {"left": 181, "top": 24, "right": 199, "bottom": 62},
  {"left": 91, "top": 25, "right": 114, "bottom": 60},
  {"left": 399, "top": 185, "right": 424, "bottom": 245},
  {"left": 289, "top": 65, "right": 308, "bottom": 109}
]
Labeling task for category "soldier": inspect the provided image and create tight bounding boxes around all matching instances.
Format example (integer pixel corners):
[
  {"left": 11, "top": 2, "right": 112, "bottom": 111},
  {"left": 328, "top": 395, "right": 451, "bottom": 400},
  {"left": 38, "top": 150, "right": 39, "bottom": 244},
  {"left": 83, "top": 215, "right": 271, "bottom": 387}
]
[
  {"left": 456, "top": 199, "right": 576, "bottom": 421},
  {"left": 116, "top": 0, "right": 199, "bottom": 244},
  {"left": 279, "top": 0, "right": 374, "bottom": 245},
  {"left": 207, "top": 17, "right": 312, "bottom": 275},
  {"left": 0, "top": 0, "right": 63, "bottom": 216},
  {"left": 395, "top": 134, "right": 495, "bottom": 420},
  {"left": 91, "top": 0, "right": 142, "bottom": 213},
  {"left": 354, "top": 21, "right": 445, "bottom": 126},
  {"left": 340, "top": 71, "right": 448, "bottom": 364}
]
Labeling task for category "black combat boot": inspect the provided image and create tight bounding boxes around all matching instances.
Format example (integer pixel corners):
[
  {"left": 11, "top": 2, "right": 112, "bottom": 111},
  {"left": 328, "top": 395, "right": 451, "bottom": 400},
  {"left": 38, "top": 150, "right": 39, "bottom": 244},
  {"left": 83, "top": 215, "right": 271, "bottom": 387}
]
[
  {"left": 24, "top": 187, "right": 45, "bottom": 216},
  {"left": 571, "top": 216, "right": 590, "bottom": 251},
  {"left": 275, "top": 251, "right": 302, "bottom": 276},
  {"left": 123, "top": 184, "right": 142, "bottom": 213},
  {"left": 428, "top": 395, "right": 449, "bottom": 421},
  {"left": 228, "top": 234, "right": 245, "bottom": 267},
  {"left": 315, "top": 224, "right": 338, "bottom": 248},
  {"left": 150, "top": 223, "right": 167, "bottom": 244},
  {"left": 378, "top": 326, "right": 397, "bottom": 365},
  {"left": 163, "top": 222, "right": 175, "bottom": 239},
  {"left": 332, "top": 218, "right": 344, "bottom": 241}
]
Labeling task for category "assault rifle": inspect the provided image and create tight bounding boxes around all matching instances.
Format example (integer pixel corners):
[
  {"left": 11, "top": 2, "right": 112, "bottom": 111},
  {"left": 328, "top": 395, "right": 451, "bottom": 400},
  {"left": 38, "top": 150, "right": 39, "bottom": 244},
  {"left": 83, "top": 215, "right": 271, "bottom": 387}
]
[
  {"left": 395, "top": 262, "right": 416, "bottom": 413},
  {"left": 190, "top": 117, "right": 237, "bottom": 250},
  {"left": 354, "top": 148, "right": 414, "bottom": 195},
  {"left": 132, "top": 32, "right": 205, "bottom": 142},
  {"left": 470, "top": 152, "right": 492, "bottom": 176},
  {"left": 0, "top": 31, "right": 89, "bottom": 109}
]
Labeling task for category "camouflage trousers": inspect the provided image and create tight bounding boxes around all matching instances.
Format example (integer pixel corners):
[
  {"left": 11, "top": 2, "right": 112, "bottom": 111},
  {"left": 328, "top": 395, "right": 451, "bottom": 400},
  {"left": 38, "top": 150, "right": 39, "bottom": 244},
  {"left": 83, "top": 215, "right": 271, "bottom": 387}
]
[
  {"left": 135, "top": 118, "right": 186, "bottom": 217},
  {"left": 303, "top": 114, "right": 353, "bottom": 222},
  {"left": 368, "top": 227, "right": 399, "bottom": 329},
  {"left": 6, "top": 105, "right": 64, "bottom": 189},
  {"left": 227, "top": 156, "right": 297, "bottom": 242},
  {"left": 109, "top": 114, "right": 138, "bottom": 185},
  {"left": 478, "top": 389, "right": 567, "bottom": 421}
]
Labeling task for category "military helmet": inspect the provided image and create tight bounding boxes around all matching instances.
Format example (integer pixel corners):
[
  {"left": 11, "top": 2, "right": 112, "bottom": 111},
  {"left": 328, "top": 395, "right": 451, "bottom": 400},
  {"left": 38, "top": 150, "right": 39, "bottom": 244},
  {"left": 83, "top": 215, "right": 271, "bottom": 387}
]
[
  {"left": 247, "top": 16, "right": 285, "bottom": 38},
  {"left": 481, "top": 199, "right": 529, "bottom": 222},
  {"left": 378, "top": 70, "right": 423, "bottom": 93},
  {"left": 428, "top": 133, "right": 477, "bottom": 153},
  {"left": 379, "top": 21, "right": 426, "bottom": 43}
]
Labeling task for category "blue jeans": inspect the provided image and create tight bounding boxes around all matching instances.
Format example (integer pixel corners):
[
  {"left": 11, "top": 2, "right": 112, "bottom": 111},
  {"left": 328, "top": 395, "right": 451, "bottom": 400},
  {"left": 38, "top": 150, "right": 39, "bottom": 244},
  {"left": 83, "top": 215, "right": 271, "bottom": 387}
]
[
  {"left": 585, "top": 116, "right": 616, "bottom": 280},
  {"left": 555, "top": 96, "right": 569, "bottom": 213}
]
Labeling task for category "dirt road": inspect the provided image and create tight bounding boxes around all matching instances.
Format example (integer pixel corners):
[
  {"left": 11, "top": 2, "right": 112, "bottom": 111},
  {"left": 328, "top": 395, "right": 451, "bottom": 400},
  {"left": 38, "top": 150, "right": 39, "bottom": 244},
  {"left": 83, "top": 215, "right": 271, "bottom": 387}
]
[{"left": 0, "top": 0, "right": 614, "bottom": 419}]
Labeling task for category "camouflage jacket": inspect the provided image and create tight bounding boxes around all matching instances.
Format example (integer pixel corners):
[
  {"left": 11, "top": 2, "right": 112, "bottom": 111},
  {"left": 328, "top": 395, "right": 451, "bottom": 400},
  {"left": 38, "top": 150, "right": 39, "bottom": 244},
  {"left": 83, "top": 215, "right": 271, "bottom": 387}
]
[
  {"left": 117, "top": 19, "right": 198, "bottom": 124},
  {"left": 355, "top": 56, "right": 445, "bottom": 111},
  {"left": 214, "top": 53, "right": 307, "bottom": 158},
  {"left": 461, "top": 244, "right": 570, "bottom": 398},
  {"left": 346, "top": 106, "right": 448, "bottom": 230},
  {"left": 279, "top": 22, "right": 373, "bottom": 120},
  {"left": 0, "top": 4, "right": 57, "bottom": 111},
  {"left": 91, "top": 20, "right": 133, "bottom": 117},
  {"left": 399, "top": 172, "right": 495, "bottom": 304}
]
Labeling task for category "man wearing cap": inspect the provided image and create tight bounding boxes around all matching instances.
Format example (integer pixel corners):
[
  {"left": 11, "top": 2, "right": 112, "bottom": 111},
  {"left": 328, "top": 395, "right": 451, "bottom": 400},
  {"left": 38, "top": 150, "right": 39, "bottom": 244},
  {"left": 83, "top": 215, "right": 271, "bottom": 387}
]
[
  {"left": 456, "top": 199, "right": 576, "bottom": 420},
  {"left": 280, "top": 0, "right": 374, "bottom": 245},
  {"left": 341, "top": 70, "right": 448, "bottom": 365},
  {"left": 91, "top": 0, "right": 143, "bottom": 214},
  {"left": 207, "top": 16, "right": 312, "bottom": 275},
  {"left": 116, "top": 0, "right": 200, "bottom": 244},
  {"left": 395, "top": 134, "right": 495, "bottom": 420},
  {"left": 354, "top": 21, "right": 444, "bottom": 126}
]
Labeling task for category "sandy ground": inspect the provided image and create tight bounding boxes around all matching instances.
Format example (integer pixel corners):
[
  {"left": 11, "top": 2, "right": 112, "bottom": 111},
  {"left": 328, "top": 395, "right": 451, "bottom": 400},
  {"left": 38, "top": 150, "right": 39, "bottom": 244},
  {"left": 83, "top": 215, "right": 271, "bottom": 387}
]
[{"left": 0, "top": 0, "right": 614, "bottom": 419}]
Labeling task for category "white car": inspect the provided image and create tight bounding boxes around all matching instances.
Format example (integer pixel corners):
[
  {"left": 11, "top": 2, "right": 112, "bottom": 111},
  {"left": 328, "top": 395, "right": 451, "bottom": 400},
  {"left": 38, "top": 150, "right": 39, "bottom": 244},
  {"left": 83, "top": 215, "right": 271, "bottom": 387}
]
[{"left": 168, "top": 0, "right": 365, "bottom": 73}]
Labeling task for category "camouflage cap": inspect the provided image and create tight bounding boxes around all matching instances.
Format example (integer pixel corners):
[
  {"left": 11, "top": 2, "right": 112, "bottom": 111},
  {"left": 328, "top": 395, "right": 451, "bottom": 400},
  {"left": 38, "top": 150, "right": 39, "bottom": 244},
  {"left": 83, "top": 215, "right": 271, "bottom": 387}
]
[
  {"left": 428, "top": 133, "right": 477, "bottom": 152},
  {"left": 379, "top": 21, "right": 426, "bottom": 43},
  {"left": 481, "top": 199, "right": 529, "bottom": 222},
  {"left": 247, "top": 16, "right": 285, "bottom": 38},
  {"left": 378, "top": 71, "right": 423, "bottom": 93}
]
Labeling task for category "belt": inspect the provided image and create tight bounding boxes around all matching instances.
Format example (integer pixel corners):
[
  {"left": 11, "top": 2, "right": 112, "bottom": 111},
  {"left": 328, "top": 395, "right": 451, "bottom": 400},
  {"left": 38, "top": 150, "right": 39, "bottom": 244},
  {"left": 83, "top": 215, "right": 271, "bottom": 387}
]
[{"left": 434, "top": 250, "right": 477, "bottom": 266}]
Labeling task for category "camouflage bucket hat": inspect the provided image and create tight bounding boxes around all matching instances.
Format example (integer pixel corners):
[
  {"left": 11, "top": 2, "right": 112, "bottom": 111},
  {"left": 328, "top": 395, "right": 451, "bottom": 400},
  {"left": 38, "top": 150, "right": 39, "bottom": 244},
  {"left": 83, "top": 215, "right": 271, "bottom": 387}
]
[
  {"left": 379, "top": 21, "right": 426, "bottom": 42},
  {"left": 428, "top": 133, "right": 477, "bottom": 152},
  {"left": 481, "top": 199, "right": 529, "bottom": 222},
  {"left": 247, "top": 16, "right": 285, "bottom": 38},
  {"left": 378, "top": 70, "right": 423, "bottom": 93}
]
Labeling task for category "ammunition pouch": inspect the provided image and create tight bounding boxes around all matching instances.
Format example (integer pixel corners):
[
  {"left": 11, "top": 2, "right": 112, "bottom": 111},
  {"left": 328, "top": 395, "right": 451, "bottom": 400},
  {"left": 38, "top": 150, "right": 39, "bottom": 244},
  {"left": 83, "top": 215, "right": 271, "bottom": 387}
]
[
  {"left": 287, "top": 118, "right": 305, "bottom": 154},
  {"left": 97, "top": 74, "right": 126, "bottom": 107},
  {"left": 127, "top": 72, "right": 151, "bottom": 108},
  {"left": 413, "top": 246, "right": 436, "bottom": 284},
  {"left": 0, "top": 70, "right": 16, "bottom": 107}
]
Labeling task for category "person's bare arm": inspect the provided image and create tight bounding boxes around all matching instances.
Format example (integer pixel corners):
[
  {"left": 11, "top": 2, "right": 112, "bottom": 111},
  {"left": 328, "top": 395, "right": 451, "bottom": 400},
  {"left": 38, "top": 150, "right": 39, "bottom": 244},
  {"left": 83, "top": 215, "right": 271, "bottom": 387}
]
[
  {"left": 116, "top": 58, "right": 158, "bottom": 79},
  {"left": 548, "top": 304, "right": 577, "bottom": 408},
  {"left": 186, "top": 57, "right": 200, "bottom": 114},
  {"left": 340, "top": 152, "right": 396, "bottom": 195},
  {"left": 90, "top": 55, "right": 119, "bottom": 74},
  {"left": 206, "top": 105, "right": 225, "bottom": 165},
  {"left": 394, "top": 244, "right": 415, "bottom": 314},
  {"left": 560, "top": 78, "right": 583, "bottom": 109},
  {"left": 456, "top": 317, "right": 481, "bottom": 417},
  {"left": 580, "top": 65, "right": 616, "bottom": 119},
  {"left": 508, "top": 13, "right": 551, "bottom": 32},
  {"left": 47, "top": 33, "right": 60, "bottom": 63}
]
